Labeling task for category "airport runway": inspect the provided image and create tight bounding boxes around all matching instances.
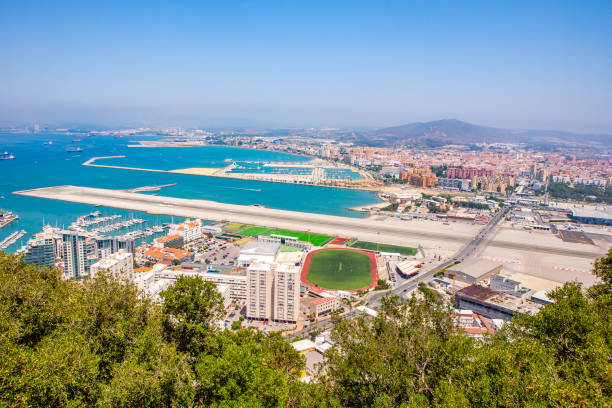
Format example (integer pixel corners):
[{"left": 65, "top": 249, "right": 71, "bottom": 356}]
[{"left": 14, "top": 185, "right": 604, "bottom": 259}]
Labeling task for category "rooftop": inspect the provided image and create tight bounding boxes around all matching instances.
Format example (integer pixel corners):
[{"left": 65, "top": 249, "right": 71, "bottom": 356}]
[{"left": 449, "top": 258, "right": 502, "bottom": 279}]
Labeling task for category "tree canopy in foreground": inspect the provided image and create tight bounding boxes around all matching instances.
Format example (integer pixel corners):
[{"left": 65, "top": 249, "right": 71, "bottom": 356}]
[{"left": 0, "top": 249, "right": 610, "bottom": 407}]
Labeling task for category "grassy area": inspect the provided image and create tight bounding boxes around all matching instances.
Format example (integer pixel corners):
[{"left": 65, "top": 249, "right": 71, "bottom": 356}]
[
  {"left": 239, "top": 226, "right": 270, "bottom": 237},
  {"left": 237, "top": 225, "right": 333, "bottom": 246},
  {"left": 265, "top": 229, "right": 332, "bottom": 246},
  {"left": 280, "top": 245, "right": 301, "bottom": 252},
  {"left": 349, "top": 241, "right": 417, "bottom": 256},
  {"left": 307, "top": 249, "right": 373, "bottom": 290},
  {"left": 222, "top": 222, "right": 247, "bottom": 233}
]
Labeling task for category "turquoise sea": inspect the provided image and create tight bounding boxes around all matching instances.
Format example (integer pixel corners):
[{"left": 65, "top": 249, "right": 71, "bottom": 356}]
[{"left": 0, "top": 133, "right": 380, "bottom": 252}]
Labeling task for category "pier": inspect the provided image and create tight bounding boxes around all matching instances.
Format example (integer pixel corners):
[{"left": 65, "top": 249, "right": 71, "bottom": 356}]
[{"left": 0, "top": 230, "right": 26, "bottom": 249}]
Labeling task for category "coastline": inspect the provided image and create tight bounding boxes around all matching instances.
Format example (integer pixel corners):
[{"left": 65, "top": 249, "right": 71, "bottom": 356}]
[{"left": 83, "top": 155, "right": 383, "bottom": 191}]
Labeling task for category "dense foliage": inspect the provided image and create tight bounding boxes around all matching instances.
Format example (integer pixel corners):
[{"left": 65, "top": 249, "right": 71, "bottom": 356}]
[
  {"left": 548, "top": 181, "right": 612, "bottom": 204},
  {"left": 0, "top": 253, "right": 303, "bottom": 407},
  {"left": 1, "top": 249, "right": 611, "bottom": 407}
]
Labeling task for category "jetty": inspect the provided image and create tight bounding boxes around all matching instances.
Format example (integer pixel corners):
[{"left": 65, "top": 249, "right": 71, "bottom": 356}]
[{"left": 0, "top": 230, "right": 26, "bottom": 249}]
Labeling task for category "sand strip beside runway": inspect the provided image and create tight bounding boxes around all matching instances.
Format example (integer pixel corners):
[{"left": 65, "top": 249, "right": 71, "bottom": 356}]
[{"left": 13, "top": 185, "right": 607, "bottom": 259}]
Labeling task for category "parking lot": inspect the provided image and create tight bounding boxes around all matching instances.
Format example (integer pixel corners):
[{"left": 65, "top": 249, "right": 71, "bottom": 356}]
[{"left": 189, "top": 238, "right": 243, "bottom": 265}]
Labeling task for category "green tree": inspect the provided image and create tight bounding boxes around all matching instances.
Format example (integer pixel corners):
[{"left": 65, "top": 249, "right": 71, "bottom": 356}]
[
  {"left": 161, "top": 275, "right": 225, "bottom": 354},
  {"left": 313, "top": 295, "right": 472, "bottom": 407}
]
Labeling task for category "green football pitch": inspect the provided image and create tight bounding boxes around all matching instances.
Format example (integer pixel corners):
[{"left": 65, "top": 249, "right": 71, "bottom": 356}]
[
  {"left": 306, "top": 249, "right": 372, "bottom": 290},
  {"left": 265, "top": 229, "right": 332, "bottom": 246},
  {"left": 349, "top": 241, "right": 417, "bottom": 256},
  {"left": 239, "top": 226, "right": 270, "bottom": 236},
  {"left": 239, "top": 226, "right": 333, "bottom": 246}
]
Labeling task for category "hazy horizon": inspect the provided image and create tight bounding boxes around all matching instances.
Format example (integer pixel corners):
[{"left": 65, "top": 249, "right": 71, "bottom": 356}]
[{"left": 1, "top": 1, "right": 611, "bottom": 133}]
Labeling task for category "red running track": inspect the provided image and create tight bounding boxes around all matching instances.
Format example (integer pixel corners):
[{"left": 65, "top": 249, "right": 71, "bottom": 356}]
[{"left": 300, "top": 248, "right": 379, "bottom": 293}]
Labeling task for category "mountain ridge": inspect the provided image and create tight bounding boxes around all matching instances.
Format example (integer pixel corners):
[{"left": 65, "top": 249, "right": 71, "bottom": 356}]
[{"left": 350, "top": 119, "right": 611, "bottom": 148}]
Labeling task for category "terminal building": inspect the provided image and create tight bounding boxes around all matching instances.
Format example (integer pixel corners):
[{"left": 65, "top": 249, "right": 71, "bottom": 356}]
[
  {"left": 569, "top": 208, "right": 612, "bottom": 226},
  {"left": 455, "top": 284, "right": 542, "bottom": 320},
  {"left": 445, "top": 259, "right": 503, "bottom": 284}
]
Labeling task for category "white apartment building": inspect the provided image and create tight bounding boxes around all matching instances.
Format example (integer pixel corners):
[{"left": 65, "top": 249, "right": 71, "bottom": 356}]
[
  {"left": 246, "top": 261, "right": 300, "bottom": 323},
  {"left": 62, "top": 231, "right": 88, "bottom": 279},
  {"left": 216, "top": 283, "right": 231, "bottom": 310},
  {"left": 90, "top": 249, "right": 134, "bottom": 281},
  {"left": 246, "top": 262, "right": 274, "bottom": 321},
  {"left": 134, "top": 265, "right": 232, "bottom": 310},
  {"left": 201, "top": 272, "right": 247, "bottom": 301},
  {"left": 168, "top": 219, "right": 204, "bottom": 242},
  {"left": 273, "top": 263, "right": 300, "bottom": 322}
]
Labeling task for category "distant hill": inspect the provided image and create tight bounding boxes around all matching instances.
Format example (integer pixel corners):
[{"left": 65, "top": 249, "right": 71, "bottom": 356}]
[{"left": 348, "top": 119, "right": 611, "bottom": 148}]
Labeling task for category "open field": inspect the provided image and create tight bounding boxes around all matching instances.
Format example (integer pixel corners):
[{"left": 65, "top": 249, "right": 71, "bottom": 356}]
[
  {"left": 222, "top": 222, "right": 247, "bottom": 232},
  {"left": 306, "top": 249, "right": 373, "bottom": 290},
  {"left": 280, "top": 245, "right": 301, "bottom": 252},
  {"left": 350, "top": 240, "right": 417, "bottom": 255},
  {"left": 239, "top": 226, "right": 270, "bottom": 236},
  {"left": 264, "top": 229, "right": 332, "bottom": 246},
  {"left": 239, "top": 225, "right": 332, "bottom": 245}
]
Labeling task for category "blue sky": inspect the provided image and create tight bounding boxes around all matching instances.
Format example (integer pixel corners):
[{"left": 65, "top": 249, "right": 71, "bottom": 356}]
[{"left": 1, "top": 0, "right": 611, "bottom": 132}]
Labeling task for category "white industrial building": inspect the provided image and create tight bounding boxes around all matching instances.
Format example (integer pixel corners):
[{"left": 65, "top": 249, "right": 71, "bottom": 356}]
[{"left": 237, "top": 241, "right": 280, "bottom": 267}]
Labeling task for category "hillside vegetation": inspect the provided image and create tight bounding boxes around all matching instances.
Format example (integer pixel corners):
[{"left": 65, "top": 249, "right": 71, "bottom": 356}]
[{"left": 0, "top": 250, "right": 610, "bottom": 407}]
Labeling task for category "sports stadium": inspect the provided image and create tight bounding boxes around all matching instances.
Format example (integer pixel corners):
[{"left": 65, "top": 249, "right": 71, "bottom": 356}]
[{"left": 300, "top": 248, "right": 378, "bottom": 292}]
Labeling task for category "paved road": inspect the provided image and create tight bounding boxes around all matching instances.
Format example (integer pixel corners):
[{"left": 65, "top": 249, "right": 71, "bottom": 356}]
[
  {"left": 368, "top": 207, "right": 506, "bottom": 305},
  {"left": 288, "top": 209, "right": 507, "bottom": 339}
]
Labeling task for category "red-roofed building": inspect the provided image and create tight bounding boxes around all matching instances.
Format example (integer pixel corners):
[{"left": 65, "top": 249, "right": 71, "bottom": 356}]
[
  {"left": 141, "top": 246, "right": 194, "bottom": 264},
  {"left": 154, "top": 234, "right": 184, "bottom": 249},
  {"left": 453, "top": 309, "right": 494, "bottom": 340},
  {"left": 302, "top": 296, "right": 341, "bottom": 318}
]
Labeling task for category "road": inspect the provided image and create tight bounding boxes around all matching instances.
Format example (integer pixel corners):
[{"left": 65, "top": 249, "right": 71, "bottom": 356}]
[
  {"left": 368, "top": 207, "right": 505, "bottom": 304},
  {"left": 288, "top": 208, "right": 507, "bottom": 339}
]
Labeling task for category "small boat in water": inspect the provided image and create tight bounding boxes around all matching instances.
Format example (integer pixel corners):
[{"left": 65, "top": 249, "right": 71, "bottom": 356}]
[
  {"left": 66, "top": 147, "right": 83, "bottom": 153},
  {"left": 0, "top": 152, "right": 15, "bottom": 160},
  {"left": 44, "top": 140, "right": 53, "bottom": 145}
]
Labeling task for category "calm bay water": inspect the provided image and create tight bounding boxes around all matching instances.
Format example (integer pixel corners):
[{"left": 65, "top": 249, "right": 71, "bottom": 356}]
[{"left": 0, "top": 133, "right": 380, "bottom": 251}]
